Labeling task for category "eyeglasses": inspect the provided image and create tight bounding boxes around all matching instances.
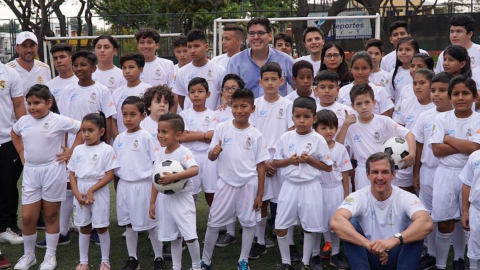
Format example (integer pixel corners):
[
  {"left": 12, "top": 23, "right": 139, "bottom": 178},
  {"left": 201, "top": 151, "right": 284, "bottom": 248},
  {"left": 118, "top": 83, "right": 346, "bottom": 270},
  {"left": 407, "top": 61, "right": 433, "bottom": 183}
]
[
  {"left": 247, "top": 31, "right": 268, "bottom": 37},
  {"left": 325, "top": 53, "right": 341, "bottom": 59},
  {"left": 222, "top": 86, "right": 240, "bottom": 92}
]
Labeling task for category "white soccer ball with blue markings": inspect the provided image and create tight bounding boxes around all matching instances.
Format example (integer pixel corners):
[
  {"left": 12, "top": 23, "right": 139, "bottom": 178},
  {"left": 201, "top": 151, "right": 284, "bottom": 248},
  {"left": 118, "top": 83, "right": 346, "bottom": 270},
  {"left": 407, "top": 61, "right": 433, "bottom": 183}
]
[
  {"left": 382, "top": 137, "right": 409, "bottom": 171},
  {"left": 152, "top": 159, "right": 188, "bottom": 195}
]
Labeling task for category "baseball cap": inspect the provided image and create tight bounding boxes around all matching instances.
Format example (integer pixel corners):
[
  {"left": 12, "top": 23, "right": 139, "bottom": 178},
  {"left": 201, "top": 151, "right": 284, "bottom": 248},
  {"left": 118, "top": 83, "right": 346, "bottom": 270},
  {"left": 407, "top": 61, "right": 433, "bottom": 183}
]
[{"left": 16, "top": 31, "right": 38, "bottom": 45}]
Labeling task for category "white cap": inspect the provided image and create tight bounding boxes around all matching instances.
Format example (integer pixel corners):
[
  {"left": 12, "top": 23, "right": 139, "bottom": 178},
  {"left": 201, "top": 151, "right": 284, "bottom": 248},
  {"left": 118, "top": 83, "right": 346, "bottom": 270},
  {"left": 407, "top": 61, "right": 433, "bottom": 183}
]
[{"left": 16, "top": 31, "right": 38, "bottom": 45}]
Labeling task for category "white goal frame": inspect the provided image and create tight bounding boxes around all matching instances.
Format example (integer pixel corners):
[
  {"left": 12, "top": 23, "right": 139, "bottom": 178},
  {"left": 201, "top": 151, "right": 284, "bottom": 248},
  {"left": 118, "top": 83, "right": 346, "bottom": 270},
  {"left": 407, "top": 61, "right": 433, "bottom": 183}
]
[{"left": 212, "top": 13, "right": 381, "bottom": 57}]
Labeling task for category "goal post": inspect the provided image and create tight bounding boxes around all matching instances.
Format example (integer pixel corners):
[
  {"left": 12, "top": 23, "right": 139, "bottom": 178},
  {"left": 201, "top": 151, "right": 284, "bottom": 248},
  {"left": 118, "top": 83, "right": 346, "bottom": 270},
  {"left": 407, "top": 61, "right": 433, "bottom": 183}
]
[{"left": 212, "top": 13, "right": 381, "bottom": 57}]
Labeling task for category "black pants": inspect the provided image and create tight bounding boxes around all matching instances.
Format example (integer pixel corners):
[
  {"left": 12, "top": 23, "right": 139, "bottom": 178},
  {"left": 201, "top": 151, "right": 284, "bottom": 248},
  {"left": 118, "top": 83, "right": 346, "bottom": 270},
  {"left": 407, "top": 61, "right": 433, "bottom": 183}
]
[{"left": 0, "top": 141, "right": 23, "bottom": 232}]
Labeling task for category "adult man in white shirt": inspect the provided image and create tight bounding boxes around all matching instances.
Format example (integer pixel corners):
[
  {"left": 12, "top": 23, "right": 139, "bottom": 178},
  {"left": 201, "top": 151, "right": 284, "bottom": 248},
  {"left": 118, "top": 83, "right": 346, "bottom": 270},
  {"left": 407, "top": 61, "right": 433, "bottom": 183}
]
[
  {"left": 211, "top": 24, "right": 243, "bottom": 68},
  {"left": 330, "top": 152, "right": 433, "bottom": 270},
  {"left": 295, "top": 27, "right": 325, "bottom": 76}
]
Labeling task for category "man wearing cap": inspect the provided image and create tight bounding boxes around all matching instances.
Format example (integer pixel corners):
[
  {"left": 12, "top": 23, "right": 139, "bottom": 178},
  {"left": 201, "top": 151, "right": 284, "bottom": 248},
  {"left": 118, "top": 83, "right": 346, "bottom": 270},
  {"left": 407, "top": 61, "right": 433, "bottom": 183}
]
[{"left": 7, "top": 31, "right": 51, "bottom": 96}]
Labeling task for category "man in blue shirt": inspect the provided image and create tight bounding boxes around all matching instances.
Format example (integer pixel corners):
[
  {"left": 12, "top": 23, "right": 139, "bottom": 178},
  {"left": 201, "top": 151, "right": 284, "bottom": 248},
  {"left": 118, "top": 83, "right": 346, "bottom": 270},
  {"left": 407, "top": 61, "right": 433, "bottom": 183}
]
[{"left": 227, "top": 17, "right": 294, "bottom": 98}]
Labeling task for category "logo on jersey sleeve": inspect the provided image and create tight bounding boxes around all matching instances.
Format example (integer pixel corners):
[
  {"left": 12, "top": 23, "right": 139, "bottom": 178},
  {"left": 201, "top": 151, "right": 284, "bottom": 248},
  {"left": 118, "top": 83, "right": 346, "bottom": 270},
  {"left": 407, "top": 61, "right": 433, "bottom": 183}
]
[
  {"left": 0, "top": 80, "right": 6, "bottom": 89},
  {"left": 112, "top": 155, "right": 117, "bottom": 161},
  {"left": 342, "top": 197, "right": 354, "bottom": 206},
  {"left": 186, "top": 154, "right": 193, "bottom": 161},
  {"left": 411, "top": 199, "right": 423, "bottom": 207}
]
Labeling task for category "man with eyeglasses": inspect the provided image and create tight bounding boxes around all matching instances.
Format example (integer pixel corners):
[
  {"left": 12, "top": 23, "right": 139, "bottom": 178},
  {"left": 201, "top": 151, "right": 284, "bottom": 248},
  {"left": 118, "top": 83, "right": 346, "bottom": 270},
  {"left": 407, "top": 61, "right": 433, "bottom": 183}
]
[{"left": 226, "top": 17, "right": 294, "bottom": 98}]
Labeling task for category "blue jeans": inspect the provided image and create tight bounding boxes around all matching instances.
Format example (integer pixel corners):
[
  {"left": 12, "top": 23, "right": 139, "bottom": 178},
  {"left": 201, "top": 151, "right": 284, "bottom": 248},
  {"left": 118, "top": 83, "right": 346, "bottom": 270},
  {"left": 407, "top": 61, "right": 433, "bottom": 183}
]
[{"left": 344, "top": 218, "right": 424, "bottom": 270}]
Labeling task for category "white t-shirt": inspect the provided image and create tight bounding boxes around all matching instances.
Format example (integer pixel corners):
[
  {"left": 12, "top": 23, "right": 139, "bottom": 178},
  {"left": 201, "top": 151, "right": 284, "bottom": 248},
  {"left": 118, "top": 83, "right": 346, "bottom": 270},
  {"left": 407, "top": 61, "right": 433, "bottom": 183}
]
[
  {"left": 471, "top": 66, "right": 480, "bottom": 90},
  {"left": 209, "top": 121, "right": 270, "bottom": 187},
  {"left": 46, "top": 75, "right": 78, "bottom": 104},
  {"left": 285, "top": 89, "right": 319, "bottom": 104},
  {"left": 211, "top": 53, "right": 231, "bottom": 69},
  {"left": 386, "top": 67, "right": 411, "bottom": 102},
  {"left": 58, "top": 82, "right": 117, "bottom": 147},
  {"left": 429, "top": 110, "right": 480, "bottom": 168},
  {"left": 460, "top": 150, "right": 480, "bottom": 210},
  {"left": 295, "top": 55, "right": 321, "bottom": 76},
  {"left": 338, "top": 82, "right": 394, "bottom": 115},
  {"left": 154, "top": 145, "right": 198, "bottom": 194},
  {"left": 317, "top": 102, "right": 355, "bottom": 137},
  {"left": 173, "top": 60, "right": 225, "bottom": 111},
  {"left": 395, "top": 84, "right": 413, "bottom": 111},
  {"left": 0, "top": 63, "right": 23, "bottom": 144},
  {"left": 274, "top": 130, "right": 333, "bottom": 183},
  {"left": 369, "top": 70, "right": 390, "bottom": 88},
  {"left": 173, "top": 64, "right": 184, "bottom": 114},
  {"left": 92, "top": 66, "right": 126, "bottom": 93},
  {"left": 113, "top": 129, "right": 158, "bottom": 181},
  {"left": 141, "top": 115, "right": 160, "bottom": 139},
  {"left": 67, "top": 142, "right": 119, "bottom": 180},
  {"left": 318, "top": 142, "right": 352, "bottom": 186},
  {"left": 141, "top": 57, "right": 175, "bottom": 88},
  {"left": 412, "top": 108, "right": 444, "bottom": 168},
  {"left": 345, "top": 115, "right": 410, "bottom": 167},
  {"left": 381, "top": 49, "right": 428, "bottom": 72},
  {"left": 251, "top": 96, "right": 293, "bottom": 153},
  {"left": 7, "top": 59, "right": 51, "bottom": 95},
  {"left": 435, "top": 43, "right": 480, "bottom": 73},
  {"left": 180, "top": 108, "right": 215, "bottom": 153},
  {"left": 394, "top": 97, "right": 435, "bottom": 130},
  {"left": 339, "top": 186, "right": 427, "bottom": 241},
  {"left": 112, "top": 82, "right": 152, "bottom": 133},
  {"left": 12, "top": 112, "right": 80, "bottom": 165},
  {"left": 208, "top": 106, "right": 233, "bottom": 132}
]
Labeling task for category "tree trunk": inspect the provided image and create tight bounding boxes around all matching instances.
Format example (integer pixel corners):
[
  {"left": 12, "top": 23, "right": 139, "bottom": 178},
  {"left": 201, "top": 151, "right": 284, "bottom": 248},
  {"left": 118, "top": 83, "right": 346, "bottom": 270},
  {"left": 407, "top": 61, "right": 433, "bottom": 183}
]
[
  {"left": 77, "top": 0, "right": 86, "bottom": 50},
  {"left": 52, "top": 0, "right": 67, "bottom": 36},
  {"left": 292, "top": 0, "right": 309, "bottom": 56},
  {"left": 319, "top": 0, "right": 349, "bottom": 39},
  {"left": 85, "top": 0, "right": 94, "bottom": 48}
]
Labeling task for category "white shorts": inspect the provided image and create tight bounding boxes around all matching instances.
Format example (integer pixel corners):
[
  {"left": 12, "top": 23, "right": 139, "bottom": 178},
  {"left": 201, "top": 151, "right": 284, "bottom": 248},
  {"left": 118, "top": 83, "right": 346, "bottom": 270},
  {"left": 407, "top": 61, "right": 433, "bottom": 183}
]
[
  {"left": 355, "top": 166, "right": 370, "bottom": 191},
  {"left": 419, "top": 165, "right": 436, "bottom": 213},
  {"left": 270, "top": 168, "right": 285, "bottom": 203},
  {"left": 431, "top": 166, "right": 462, "bottom": 222},
  {"left": 262, "top": 172, "right": 275, "bottom": 202},
  {"left": 208, "top": 178, "right": 260, "bottom": 228},
  {"left": 276, "top": 180, "right": 327, "bottom": 233},
  {"left": 192, "top": 152, "right": 218, "bottom": 194},
  {"left": 468, "top": 206, "right": 480, "bottom": 260},
  {"left": 322, "top": 183, "right": 344, "bottom": 227},
  {"left": 392, "top": 166, "right": 413, "bottom": 188},
  {"left": 73, "top": 179, "right": 110, "bottom": 228},
  {"left": 117, "top": 179, "right": 157, "bottom": 231},
  {"left": 157, "top": 191, "right": 197, "bottom": 241},
  {"left": 22, "top": 161, "right": 67, "bottom": 205}
]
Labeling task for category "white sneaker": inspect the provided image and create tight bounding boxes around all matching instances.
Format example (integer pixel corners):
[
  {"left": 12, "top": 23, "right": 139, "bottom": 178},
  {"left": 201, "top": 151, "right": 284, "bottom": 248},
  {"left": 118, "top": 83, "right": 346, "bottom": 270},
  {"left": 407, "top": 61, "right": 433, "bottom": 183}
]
[
  {"left": 14, "top": 253, "right": 36, "bottom": 270},
  {"left": 39, "top": 254, "right": 56, "bottom": 270},
  {"left": 0, "top": 228, "right": 23, "bottom": 245}
]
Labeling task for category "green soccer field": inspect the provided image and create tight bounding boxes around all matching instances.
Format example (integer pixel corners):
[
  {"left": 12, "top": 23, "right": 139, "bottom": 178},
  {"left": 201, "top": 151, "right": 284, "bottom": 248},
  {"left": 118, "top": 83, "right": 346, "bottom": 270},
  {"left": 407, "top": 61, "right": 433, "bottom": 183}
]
[{"left": 4, "top": 178, "right": 465, "bottom": 270}]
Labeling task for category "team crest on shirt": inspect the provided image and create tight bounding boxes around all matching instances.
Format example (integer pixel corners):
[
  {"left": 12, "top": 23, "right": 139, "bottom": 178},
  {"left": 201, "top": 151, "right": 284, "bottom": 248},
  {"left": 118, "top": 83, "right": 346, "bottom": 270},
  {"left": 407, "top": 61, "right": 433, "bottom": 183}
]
[
  {"left": 430, "top": 124, "right": 436, "bottom": 136},
  {"left": 386, "top": 211, "right": 394, "bottom": 226},
  {"left": 40, "top": 123, "right": 50, "bottom": 133},
  {"left": 92, "top": 154, "right": 98, "bottom": 163},
  {"left": 88, "top": 93, "right": 97, "bottom": 104},
  {"left": 133, "top": 140, "right": 139, "bottom": 149},
  {"left": 333, "top": 161, "right": 338, "bottom": 169},
  {"left": 0, "top": 80, "right": 5, "bottom": 89},
  {"left": 474, "top": 160, "right": 480, "bottom": 170},
  {"left": 204, "top": 116, "right": 210, "bottom": 126},
  {"left": 397, "top": 105, "right": 402, "bottom": 112},
  {"left": 207, "top": 70, "right": 212, "bottom": 78},
  {"left": 155, "top": 69, "right": 162, "bottom": 78},
  {"left": 277, "top": 108, "right": 284, "bottom": 119},
  {"left": 303, "top": 142, "right": 312, "bottom": 153},
  {"left": 336, "top": 109, "right": 343, "bottom": 116},
  {"left": 109, "top": 77, "right": 115, "bottom": 85},
  {"left": 467, "top": 128, "right": 473, "bottom": 137},
  {"left": 37, "top": 76, "right": 43, "bottom": 84},
  {"left": 244, "top": 137, "right": 253, "bottom": 149},
  {"left": 472, "top": 57, "right": 476, "bottom": 65},
  {"left": 374, "top": 132, "right": 380, "bottom": 142},
  {"left": 353, "top": 135, "right": 362, "bottom": 143}
]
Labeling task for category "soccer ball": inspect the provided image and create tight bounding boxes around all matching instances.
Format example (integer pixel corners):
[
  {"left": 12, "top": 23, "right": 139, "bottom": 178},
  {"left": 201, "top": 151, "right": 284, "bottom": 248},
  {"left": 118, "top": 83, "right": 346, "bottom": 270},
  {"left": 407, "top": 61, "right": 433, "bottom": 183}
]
[
  {"left": 382, "top": 137, "right": 409, "bottom": 170},
  {"left": 152, "top": 159, "right": 189, "bottom": 195}
]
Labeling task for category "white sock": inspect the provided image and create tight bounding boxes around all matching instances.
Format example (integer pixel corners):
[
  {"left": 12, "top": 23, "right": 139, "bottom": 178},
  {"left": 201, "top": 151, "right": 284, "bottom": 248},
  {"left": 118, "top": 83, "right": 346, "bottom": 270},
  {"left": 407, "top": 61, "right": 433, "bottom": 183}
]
[
  {"left": 125, "top": 227, "right": 138, "bottom": 259},
  {"left": 60, "top": 190, "right": 74, "bottom": 236},
  {"left": 79, "top": 232, "right": 90, "bottom": 264},
  {"left": 202, "top": 226, "right": 220, "bottom": 266},
  {"left": 470, "top": 259, "right": 478, "bottom": 269},
  {"left": 312, "top": 233, "right": 321, "bottom": 256},
  {"left": 452, "top": 222, "right": 466, "bottom": 261},
  {"left": 23, "top": 232, "right": 37, "bottom": 255},
  {"left": 98, "top": 230, "right": 110, "bottom": 263},
  {"left": 187, "top": 240, "right": 201, "bottom": 270},
  {"left": 256, "top": 217, "right": 267, "bottom": 245},
  {"left": 227, "top": 222, "right": 236, "bottom": 237},
  {"left": 171, "top": 238, "right": 182, "bottom": 270},
  {"left": 288, "top": 226, "right": 295, "bottom": 245},
  {"left": 331, "top": 232, "right": 341, "bottom": 256},
  {"left": 278, "top": 234, "right": 291, "bottom": 265},
  {"left": 435, "top": 231, "right": 452, "bottom": 269},
  {"left": 323, "top": 230, "right": 331, "bottom": 243},
  {"left": 45, "top": 232, "right": 60, "bottom": 256},
  {"left": 302, "top": 232, "right": 315, "bottom": 265},
  {"left": 240, "top": 226, "right": 255, "bottom": 262},
  {"left": 426, "top": 223, "right": 437, "bottom": 258},
  {"left": 148, "top": 227, "right": 163, "bottom": 259}
]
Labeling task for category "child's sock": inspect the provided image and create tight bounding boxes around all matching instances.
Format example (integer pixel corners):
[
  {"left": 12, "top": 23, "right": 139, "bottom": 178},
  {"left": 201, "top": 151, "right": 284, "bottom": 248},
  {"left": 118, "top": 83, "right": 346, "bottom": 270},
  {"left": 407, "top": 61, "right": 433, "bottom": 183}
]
[
  {"left": 171, "top": 238, "right": 182, "bottom": 270},
  {"left": 331, "top": 232, "right": 341, "bottom": 256},
  {"left": 312, "top": 233, "right": 321, "bottom": 256},
  {"left": 227, "top": 222, "right": 236, "bottom": 237},
  {"left": 23, "top": 233, "right": 37, "bottom": 255},
  {"left": 186, "top": 239, "right": 201, "bottom": 270},
  {"left": 256, "top": 217, "right": 267, "bottom": 245},
  {"left": 79, "top": 232, "right": 90, "bottom": 264},
  {"left": 278, "top": 234, "right": 291, "bottom": 265},
  {"left": 426, "top": 223, "right": 437, "bottom": 258},
  {"left": 125, "top": 227, "right": 138, "bottom": 259},
  {"left": 45, "top": 232, "right": 60, "bottom": 256},
  {"left": 435, "top": 231, "right": 451, "bottom": 269},
  {"left": 98, "top": 230, "right": 110, "bottom": 263},
  {"left": 288, "top": 226, "right": 295, "bottom": 245},
  {"left": 240, "top": 226, "right": 255, "bottom": 262},
  {"left": 59, "top": 190, "right": 74, "bottom": 236},
  {"left": 302, "top": 232, "right": 315, "bottom": 265},
  {"left": 148, "top": 226, "right": 163, "bottom": 259},
  {"left": 452, "top": 221, "right": 466, "bottom": 261},
  {"left": 202, "top": 226, "right": 220, "bottom": 266}
]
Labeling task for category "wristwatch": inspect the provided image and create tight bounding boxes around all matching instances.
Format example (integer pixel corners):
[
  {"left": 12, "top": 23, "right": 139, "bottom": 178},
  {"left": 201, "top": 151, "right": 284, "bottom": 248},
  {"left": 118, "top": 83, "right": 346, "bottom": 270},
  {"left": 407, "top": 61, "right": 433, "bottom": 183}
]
[{"left": 394, "top": 233, "right": 404, "bottom": 246}]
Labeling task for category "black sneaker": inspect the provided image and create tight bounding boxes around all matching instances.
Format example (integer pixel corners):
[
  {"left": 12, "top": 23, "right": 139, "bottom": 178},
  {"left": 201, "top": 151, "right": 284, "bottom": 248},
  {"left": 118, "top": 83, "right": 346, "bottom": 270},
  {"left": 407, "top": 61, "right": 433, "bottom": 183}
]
[
  {"left": 248, "top": 242, "right": 267, "bottom": 259},
  {"left": 274, "top": 263, "right": 293, "bottom": 270},
  {"left": 330, "top": 253, "right": 349, "bottom": 269},
  {"left": 416, "top": 253, "right": 436, "bottom": 270},
  {"left": 299, "top": 262, "right": 312, "bottom": 270},
  {"left": 163, "top": 244, "right": 172, "bottom": 259},
  {"left": 290, "top": 245, "right": 302, "bottom": 263},
  {"left": 121, "top": 256, "right": 139, "bottom": 270},
  {"left": 453, "top": 258, "right": 465, "bottom": 270},
  {"left": 153, "top": 257, "right": 166, "bottom": 270},
  {"left": 8, "top": 224, "right": 22, "bottom": 236},
  {"left": 310, "top": 255, "right": 323, "bottom": 270}
]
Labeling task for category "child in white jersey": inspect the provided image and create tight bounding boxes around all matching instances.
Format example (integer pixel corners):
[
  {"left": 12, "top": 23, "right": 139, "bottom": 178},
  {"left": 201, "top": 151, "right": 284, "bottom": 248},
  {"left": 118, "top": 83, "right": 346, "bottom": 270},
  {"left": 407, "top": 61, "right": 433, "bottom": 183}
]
[
  {"left": 430, "top": 76, "right": 480, "bottom": 270},
  {"left": 179, "top": 77, "right": 216, "bottom": 203},
  {"left": 412, "top": 72, "right": 454, "bottom": 269},
  {"left": 365, "top": 39, "right": 389, "bottom": 88},
  {"left": 113, "top": 96, "right": 164, "bottom": 270},
  {"left": 201, "top": 89, "right": 270, "bottom": 270},
  {"left": 149, "top": 113, "right": 201, "bottom": 270},
  {"left": 11, "top": 85, "right": 82, "bottom": 270},
  {"left": 393, "top": 69, "right": 435, "bottom": 192},
  {"left": 273, "top": 97, "right": 333, "bottom": 270},
  {"left": 336, "top": 84, "right": 415, "bottom": 190},
  {"left": 312, "top": 109, "right": 352, "bottom": 270},
  {"left": 69, "top": 112, "right": 119, "bottom": 270},
  {"left": 92, "top": 35, "right": 126, "bottom": 92},
  {"left": 112, "top": 53, "right": 152, "bottom": 137},
  {"left": 46, "top": 43, "right": 78, "bottom": 103},
  {"left": 294, "top": 27, "right": 325, "bottom": 76},
  {"left": 442, "top": 45, "right": 472, "bottom": 78},
  {"left": 249, "top": 62, "right": 294, "bottom": 260},
  {"left": 285, "top": 61, "right": 319, "bottom": 103},
  {"left": 173, "top": 36, "right": 191, "bottom": 113},
  {"left": 141, "top": 85, "right": 175, "bottom": 139}
]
